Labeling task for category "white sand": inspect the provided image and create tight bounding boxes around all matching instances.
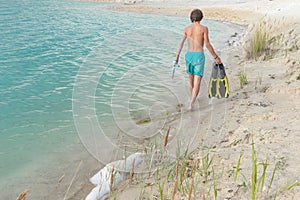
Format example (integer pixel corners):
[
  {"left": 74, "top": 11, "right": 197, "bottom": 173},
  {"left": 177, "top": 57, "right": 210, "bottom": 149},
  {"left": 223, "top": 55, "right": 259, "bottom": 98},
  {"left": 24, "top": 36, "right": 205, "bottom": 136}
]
[{"left": 76, "top": 0, "right": 300, "bottom": 199}]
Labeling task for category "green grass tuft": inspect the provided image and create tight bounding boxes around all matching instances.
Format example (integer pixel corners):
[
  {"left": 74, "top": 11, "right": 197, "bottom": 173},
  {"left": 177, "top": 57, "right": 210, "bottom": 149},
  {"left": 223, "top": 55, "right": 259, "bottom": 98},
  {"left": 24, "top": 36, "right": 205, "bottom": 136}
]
[
  {"left": 234, "top": 152, "right": 243, "bottom": 183},
  {"left": 113, "top": 133, "right": 298, "bottom": 200},
  {"left": 284, "top": 180, "right": 299, "bottom": 191},
  {"left": 288, "top": 44, "right": 299, "bottom": 51},
  {"left": 246, "top": 19, "right": 282, "bottom": 60},
  {"left": 239, "top": 70, "right": 248, "bottom": 89},
  {"left": 251, "top": 138, "right": 257, "bottom": 200},
  {"left": 136, "top": 117, "right": 151, "bottom": 125},
  {"left": 247, "top": 27, "right": 270, "bottom": 60}
]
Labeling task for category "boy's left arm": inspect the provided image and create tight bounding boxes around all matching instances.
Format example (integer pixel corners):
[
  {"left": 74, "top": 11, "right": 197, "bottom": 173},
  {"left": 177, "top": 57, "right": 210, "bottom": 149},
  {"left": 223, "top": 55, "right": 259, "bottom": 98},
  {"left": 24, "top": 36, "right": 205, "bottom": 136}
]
[{"left": 175, "top": 31, "right": 187, "bottom": 62}]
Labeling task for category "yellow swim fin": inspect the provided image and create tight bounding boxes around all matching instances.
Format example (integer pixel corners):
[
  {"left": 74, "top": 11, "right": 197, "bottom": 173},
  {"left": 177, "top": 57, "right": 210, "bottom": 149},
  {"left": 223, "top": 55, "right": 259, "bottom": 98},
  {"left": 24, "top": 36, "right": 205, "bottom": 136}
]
[{"left": 208, "top": 62, "right": 229, "bottom": 98}]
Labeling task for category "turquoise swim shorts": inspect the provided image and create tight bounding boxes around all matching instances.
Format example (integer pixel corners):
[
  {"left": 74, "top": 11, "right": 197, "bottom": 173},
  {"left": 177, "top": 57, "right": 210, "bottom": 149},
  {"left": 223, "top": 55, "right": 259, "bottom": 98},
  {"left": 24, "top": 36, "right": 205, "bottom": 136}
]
[{"left": 185, "top": 52, "right": 205, "bottom": 76}]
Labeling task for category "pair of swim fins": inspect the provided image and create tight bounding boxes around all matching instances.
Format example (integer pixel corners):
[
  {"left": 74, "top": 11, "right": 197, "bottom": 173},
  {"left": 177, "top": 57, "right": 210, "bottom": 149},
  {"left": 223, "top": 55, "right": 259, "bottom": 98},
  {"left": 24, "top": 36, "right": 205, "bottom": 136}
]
[{"left": 208, "top": 62, "right": 229, "bottom": 98}]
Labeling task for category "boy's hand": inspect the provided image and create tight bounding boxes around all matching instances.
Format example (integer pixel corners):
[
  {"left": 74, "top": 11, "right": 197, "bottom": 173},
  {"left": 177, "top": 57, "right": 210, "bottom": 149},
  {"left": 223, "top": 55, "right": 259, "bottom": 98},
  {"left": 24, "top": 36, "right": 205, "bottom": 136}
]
[
  {"left": 173, "top": 60, "right": 179, "bottom": 67},
  {"left": 215, "top": 57, "right": 222, "bottom": 64}
]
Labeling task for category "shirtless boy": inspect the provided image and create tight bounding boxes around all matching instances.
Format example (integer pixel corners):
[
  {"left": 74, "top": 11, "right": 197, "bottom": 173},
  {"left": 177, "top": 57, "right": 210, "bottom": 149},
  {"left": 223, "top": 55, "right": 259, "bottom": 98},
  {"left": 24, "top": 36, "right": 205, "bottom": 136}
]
[{"left": 174, "top": 9, "right": 222, "bottom": 111}]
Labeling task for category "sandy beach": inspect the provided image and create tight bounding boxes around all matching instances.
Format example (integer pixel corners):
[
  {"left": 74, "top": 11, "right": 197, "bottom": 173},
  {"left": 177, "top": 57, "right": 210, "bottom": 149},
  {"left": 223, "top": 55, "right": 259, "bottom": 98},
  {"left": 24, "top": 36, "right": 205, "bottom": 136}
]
[{"left": 71, "top": 0, "right": 300, "bottom": 199}]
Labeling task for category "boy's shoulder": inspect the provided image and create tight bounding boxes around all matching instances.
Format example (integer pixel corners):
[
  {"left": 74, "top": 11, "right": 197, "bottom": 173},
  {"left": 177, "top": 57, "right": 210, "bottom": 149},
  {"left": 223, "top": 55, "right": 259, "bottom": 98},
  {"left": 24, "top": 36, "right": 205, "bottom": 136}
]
[
  {"left": 184, "top": 23, "right": 208, "bottom": 34},
  {"left": 199, "top": 23, "right": 208, "bottom": 29},
  {"left": 185, "top": 23, "right": 207, "bottom": 29},
  {"left": 184, "top": 24, "right": 193, "bottom": 29}
]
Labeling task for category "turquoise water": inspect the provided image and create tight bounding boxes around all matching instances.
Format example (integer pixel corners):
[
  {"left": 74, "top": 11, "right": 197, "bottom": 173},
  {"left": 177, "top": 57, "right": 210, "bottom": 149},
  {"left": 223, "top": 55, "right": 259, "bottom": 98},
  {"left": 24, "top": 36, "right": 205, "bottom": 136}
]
[{"left": 0, "top": 0, "right": 244, "bottom": 198}]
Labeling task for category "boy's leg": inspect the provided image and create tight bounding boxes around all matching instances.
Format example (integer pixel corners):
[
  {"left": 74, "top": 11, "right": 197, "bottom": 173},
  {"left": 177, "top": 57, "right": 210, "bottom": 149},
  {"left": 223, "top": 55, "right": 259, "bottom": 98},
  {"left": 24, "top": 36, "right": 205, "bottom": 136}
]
[
  {"left": 188, "top": 74, "right": 194, "bottom": 98},
  {"left": 189, "top": 75, "right": 202, "bottom": 111}
]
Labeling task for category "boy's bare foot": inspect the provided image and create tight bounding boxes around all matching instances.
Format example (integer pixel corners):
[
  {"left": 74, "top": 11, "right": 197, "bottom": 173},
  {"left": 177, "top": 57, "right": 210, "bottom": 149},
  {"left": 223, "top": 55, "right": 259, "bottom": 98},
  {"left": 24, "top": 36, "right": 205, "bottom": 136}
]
[{"left": 188, "top": 103, "right": 193, "bottom": 111}]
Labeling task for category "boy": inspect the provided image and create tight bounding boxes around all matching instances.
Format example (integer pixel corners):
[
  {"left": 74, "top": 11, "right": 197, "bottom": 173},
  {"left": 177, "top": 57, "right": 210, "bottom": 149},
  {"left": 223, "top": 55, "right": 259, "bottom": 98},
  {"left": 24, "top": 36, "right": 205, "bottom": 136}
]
[{"left": 174, "top": 9, "right": 222, "bottom": 111}]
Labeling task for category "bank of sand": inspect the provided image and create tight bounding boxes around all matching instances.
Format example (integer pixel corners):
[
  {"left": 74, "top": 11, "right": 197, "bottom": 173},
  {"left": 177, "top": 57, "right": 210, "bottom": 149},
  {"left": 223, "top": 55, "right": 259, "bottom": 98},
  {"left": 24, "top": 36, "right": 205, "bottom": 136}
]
[
  {"left": 98, "top": 1, "right": 300, "bottom": 199},
  {"left": 69, "top": 1, "right": 300, "bottom": 199}
]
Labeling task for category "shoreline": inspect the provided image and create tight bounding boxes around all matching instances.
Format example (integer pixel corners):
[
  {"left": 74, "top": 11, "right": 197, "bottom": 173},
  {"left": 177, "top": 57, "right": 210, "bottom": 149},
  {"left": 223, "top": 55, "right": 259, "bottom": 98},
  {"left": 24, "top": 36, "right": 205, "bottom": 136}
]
[
  {"left": 73, "top": 23, "right": 246, "bottom": 199},
  {"left": 78, "top": 0, "right": 300, "bottom": 199},
  {"left": 102, "top": 1, "right": 300, "bottom": 199},
  {"left": 80, "top": 3, "right": 245, "bottom": 199}
]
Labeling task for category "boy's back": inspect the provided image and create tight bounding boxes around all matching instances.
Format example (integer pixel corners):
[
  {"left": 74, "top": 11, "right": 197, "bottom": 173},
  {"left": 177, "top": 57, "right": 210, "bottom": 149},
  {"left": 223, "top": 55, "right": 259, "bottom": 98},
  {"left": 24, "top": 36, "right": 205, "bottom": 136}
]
[{"left": 184, "top": 23, "right": 206, "bottom": 52}]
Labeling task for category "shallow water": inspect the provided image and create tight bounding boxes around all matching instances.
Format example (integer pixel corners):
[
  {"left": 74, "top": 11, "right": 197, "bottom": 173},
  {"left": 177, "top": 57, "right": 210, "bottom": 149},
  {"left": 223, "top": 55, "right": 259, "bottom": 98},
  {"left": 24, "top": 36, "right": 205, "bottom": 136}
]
[{"left": 0, "top": 0, "right": 244, "bottom": 198}]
